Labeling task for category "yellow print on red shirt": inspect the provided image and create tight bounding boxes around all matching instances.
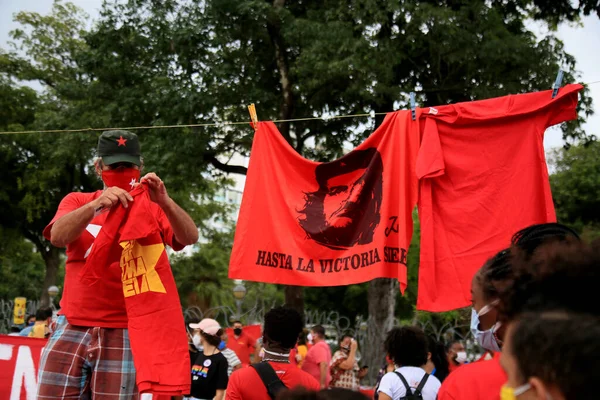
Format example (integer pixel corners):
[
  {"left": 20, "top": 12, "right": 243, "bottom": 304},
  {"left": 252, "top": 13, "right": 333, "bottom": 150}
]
[{"left": 120, "top": 240, "right": 166, "bottom": 297}]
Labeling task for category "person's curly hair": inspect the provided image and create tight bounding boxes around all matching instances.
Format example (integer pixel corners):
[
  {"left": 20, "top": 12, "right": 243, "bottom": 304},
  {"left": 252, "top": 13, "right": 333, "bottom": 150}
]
[
  {"left": 508, "top": 312, "right": 600, "bottom": 400},
  {"left": 264, "top": 306, "right": 304, "bottom": 350},
  {"left": 499, "top": 239, "right": 600, "bottom": 320},
  {"left": 384, "top": 326, "right": 428, "bottom": 367}
]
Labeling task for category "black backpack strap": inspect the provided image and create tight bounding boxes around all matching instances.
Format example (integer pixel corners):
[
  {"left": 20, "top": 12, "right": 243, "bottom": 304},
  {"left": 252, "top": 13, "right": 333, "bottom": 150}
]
[
  {"left": 414, "top": 373, "right": 429, "bottom": 396},
  {"left": 251, "top": 362, "right": 288, "bottom": 399},
  {"left": 394, "top": 371, "right": 414, "bottom": 396}
]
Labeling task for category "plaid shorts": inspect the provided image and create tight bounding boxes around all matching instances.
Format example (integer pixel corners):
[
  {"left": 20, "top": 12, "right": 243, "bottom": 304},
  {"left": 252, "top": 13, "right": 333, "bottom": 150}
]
[{"left": 37, "top": 315, "right": 141, "bottom": 399}]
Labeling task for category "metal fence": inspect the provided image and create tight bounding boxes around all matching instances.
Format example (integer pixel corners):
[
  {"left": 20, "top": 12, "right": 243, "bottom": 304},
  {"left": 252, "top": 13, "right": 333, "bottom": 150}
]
[
  {"left": 0, "top": 299, "right": 41, "bottom": 334},
  {"left": 1, "top": 298, "right": 477, "bottom": 385}
]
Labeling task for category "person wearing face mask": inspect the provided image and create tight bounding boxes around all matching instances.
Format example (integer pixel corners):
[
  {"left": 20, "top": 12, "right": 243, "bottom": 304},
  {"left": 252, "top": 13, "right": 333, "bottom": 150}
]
[
  {"left": 227, "top": 320, "right": 258, "bottom": 366},
  {"left": 290, "top": 331, "right": 309, "bottom": 368},
  {"left": 302, "top": 325, "right": 332, "bottom": 389},
  {"left": 445, "top": 340, "right": 467, "bottom": 373},
  {"left": 219, "top": 331, "right": 242, "bottom": 376},
  {"left": 496, "top": 235, "right": 597, "bottom": 400},
  {"left": 438, "top": 223, "right": 581, "bottom": 400},
  {"left": 19, "top": 314, "right": 38, "bottom": 336},
  {"left": 329, "top": 335, "right": 366, "bottom": 390},
  {"left": 227, "top": 307, "right": 320, "bottom": 399},
  {"left": 500, "top": 312, "right": 600, "bottom": 400},
  {"left": 37, "top": 130, "right": 198, "bottom": 399},
  {"left": 188, "top": 319, "right": 228, "bottom": 400}
]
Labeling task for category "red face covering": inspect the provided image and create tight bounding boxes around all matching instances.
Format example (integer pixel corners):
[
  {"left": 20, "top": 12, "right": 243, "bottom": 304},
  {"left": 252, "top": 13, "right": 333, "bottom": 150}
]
[{"left": 102, "top": 168, "right": 140, "bottom": 191}]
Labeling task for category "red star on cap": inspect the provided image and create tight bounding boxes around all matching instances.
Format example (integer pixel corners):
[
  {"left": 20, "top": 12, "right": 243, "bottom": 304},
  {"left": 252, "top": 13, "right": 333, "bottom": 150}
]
[{"left": 116, "top": 136, "right": 127, "bottom": 146}]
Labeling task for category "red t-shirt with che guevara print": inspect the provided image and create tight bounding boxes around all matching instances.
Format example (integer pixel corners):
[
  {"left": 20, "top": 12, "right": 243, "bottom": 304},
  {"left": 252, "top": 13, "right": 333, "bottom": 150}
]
[{"left": 229, "top": 110, "right": 421, "bottom": 293}]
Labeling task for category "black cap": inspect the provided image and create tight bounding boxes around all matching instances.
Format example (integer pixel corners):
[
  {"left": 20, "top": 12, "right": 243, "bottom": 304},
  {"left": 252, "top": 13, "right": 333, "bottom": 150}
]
[{"left": 97, "top": 130, "right": 141, "bottom": 166}]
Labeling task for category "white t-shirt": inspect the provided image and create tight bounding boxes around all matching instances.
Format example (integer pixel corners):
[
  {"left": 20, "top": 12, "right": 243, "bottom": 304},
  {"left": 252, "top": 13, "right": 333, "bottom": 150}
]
[{"left": 377, "top": 366, "right": 441, "bottom": 400}]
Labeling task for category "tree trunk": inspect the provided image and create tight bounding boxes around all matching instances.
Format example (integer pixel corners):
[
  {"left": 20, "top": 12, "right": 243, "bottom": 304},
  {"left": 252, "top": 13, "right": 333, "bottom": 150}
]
[
  {"left": 364, "top": 278, "right": 398, "bottom": 384},
  {"left": 40, "top": 246, "right": 60, "bottom": 307},
  {"left": 285, "top": 285, "right": 304, "bottom": 319}
]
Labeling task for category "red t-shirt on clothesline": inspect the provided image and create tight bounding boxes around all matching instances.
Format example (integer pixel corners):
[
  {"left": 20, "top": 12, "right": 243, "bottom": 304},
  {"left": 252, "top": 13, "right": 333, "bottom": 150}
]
[{"left": 416, "top": 84, "right": 582, "bottom": 311}]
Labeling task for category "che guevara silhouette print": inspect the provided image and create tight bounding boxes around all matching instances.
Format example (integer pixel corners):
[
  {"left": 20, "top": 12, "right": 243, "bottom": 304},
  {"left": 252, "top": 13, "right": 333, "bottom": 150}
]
[{"left": 297, "top": 148, "right": 383, "bottom": 250}]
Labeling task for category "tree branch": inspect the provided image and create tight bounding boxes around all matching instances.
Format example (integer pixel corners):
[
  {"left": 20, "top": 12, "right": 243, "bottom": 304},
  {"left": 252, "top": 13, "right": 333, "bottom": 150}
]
[{"left": 205, "top": 154, "right": 248, "bottom": 175}]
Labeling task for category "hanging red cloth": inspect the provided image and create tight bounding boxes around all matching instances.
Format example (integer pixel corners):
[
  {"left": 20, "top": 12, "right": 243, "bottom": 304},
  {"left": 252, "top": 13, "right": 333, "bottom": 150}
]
[
  {"left": 416, "top": 84, "right": 583, "bottom": 311},
  {"left": 229, "top": 111, "right": 421, "bottom": 292}
]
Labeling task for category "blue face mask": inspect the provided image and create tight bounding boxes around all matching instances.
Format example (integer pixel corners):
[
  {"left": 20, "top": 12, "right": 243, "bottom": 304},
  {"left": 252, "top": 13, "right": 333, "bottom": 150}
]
[
  {"left": 470, "top": 306, "right": 501, "bottom": 352},
  {"left": 218, "top": 341, "right": 226, "bottom": 350}
]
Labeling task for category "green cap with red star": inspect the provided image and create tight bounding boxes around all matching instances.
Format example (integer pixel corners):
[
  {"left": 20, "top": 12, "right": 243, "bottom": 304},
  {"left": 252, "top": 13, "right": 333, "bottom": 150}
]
[{"left": 97, "top": 130, "right": 141, "bottom": 166}]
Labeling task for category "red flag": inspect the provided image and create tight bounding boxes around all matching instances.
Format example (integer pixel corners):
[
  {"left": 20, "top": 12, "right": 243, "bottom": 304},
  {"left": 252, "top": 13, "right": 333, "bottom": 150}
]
[
  {"left": 416, "top": 84, "right": 583, "bottom": 311},
  {"left": 81, "top": 184, "right": 190, "bottom": 395},
  {"left": 229, "top": 111, "right": 420, "bottom": 291}
]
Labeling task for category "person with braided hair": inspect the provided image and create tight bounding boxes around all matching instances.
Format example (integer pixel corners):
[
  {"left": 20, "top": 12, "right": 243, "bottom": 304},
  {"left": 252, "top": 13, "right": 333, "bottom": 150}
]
[
  {"left": 498, "top": 239, "right": 600, "bottom": 400},
  {"left": 437, "top": 222, "right": 580, "bottom": 400}
]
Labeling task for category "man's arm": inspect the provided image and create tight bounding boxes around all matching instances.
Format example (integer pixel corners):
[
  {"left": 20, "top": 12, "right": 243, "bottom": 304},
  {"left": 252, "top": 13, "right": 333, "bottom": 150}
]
[
  {"left": 160, "top": 197, "right": 199, "bottom": 246},
  {"left": 50, "top": 203, "right": 95, "bottom": 247},
  {"left": 338, "top": 341, "right": 358, "bottom": 370},
  {"left": 140, "top": 173, "right": 198, "bottom": 246},
  {"left": 319, "top": 361, "right": 328, "bottom": 388},
  {"left": 50, "top": 187, "right": 133, "bottom": 247}
]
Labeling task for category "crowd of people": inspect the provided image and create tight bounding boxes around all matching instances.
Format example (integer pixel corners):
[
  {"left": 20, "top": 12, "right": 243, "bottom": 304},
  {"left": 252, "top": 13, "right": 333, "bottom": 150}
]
[
  {"left": 182, "top": 222, "right": 600, "bottom": 400},
  {"left": 8, "top": 306, "right": 53, "bottom": 338},
  {"left": 30, "top": 129, "right": 598, "bottom": 399}
]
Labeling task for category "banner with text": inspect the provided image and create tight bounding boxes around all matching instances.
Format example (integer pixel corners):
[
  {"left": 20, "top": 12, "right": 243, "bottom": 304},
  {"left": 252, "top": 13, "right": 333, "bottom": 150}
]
[
  {"left": 230, "top": 111, "right": 421, "bottom": 292},
  {"left": 0, "top": 335, "right": 45, "bottom": 400}
]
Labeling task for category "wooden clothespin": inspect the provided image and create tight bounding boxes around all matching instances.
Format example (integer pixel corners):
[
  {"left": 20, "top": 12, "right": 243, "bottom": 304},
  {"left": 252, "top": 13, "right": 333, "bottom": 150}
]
[
  {"left": 409, "top": 92, "right": 416, "bottom": 121},
  {"left": 552, "top": 68, "right": 564, "bottom": 99},
  {"left": 248, "top": 104, "right": 259, "bottom": 130}
]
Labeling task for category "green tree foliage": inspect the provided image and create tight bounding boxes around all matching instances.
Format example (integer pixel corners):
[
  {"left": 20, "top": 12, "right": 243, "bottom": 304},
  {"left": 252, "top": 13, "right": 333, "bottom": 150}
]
[
  {"left": 0, "top": 227, "right": 46, "bottom": 301},
  {"left": 550, "top": 142, "right": 600, "bottom": 241},
  {"left": 171, "top": 230, "right": 284, "bottom": 311},
  {"left": 0, "top": 0, "right": 597, "bottom": 315}
]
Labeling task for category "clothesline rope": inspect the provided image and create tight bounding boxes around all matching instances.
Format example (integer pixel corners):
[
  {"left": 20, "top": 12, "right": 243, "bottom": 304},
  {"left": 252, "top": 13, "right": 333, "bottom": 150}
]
[{"left": 1, "top": 81, "right": 599, "bottom": 136}]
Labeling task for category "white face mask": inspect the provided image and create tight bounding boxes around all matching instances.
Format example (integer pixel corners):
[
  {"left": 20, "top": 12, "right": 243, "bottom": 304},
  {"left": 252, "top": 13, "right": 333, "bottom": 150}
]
[
  {"left": 192, "top": 334, "right": 202, "bottom": 350},
  {"left": 307, "top": 333, "right": 313, "bottom": 344},
  {"left": 455, "top": 351, "right": 468, "bottom": 363},
  {"left": 470, "top": 306, "right": 501, "bottom": 352}
]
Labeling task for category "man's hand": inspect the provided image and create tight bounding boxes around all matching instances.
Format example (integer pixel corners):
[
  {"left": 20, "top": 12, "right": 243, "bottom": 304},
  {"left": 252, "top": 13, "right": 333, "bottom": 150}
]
[
  {"left": 139, "top": 173, "right": 170, "bottom": 207},
  {"left": 89, "top": 187, "right": 134, "bottom": 212},
  {"left": 350, "top": 339, "right": 358, "bottom": 351},
  {"left": 358, "top": 366, "right": 369, "bottom": 379}
]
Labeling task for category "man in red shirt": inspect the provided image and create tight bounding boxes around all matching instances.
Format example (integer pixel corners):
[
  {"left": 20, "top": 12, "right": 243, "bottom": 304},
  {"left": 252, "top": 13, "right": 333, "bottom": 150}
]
[
  {"left": 227, "top": 320, "right": 258, "bottom": 365},
  {"left": 37, "top": 130, "right": 198, "bottom": 399},
  {"left": 226, "top": 307, "right": 319, "bottom": 399},
  {"left": 301, "top": 325, "right": 332, "bottom": 388}
]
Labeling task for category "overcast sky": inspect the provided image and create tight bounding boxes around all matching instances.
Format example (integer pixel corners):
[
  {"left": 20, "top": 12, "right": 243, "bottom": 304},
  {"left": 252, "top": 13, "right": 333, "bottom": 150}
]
[{"left": 1, "top": 0, "right": 598, "bottom": 150}]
